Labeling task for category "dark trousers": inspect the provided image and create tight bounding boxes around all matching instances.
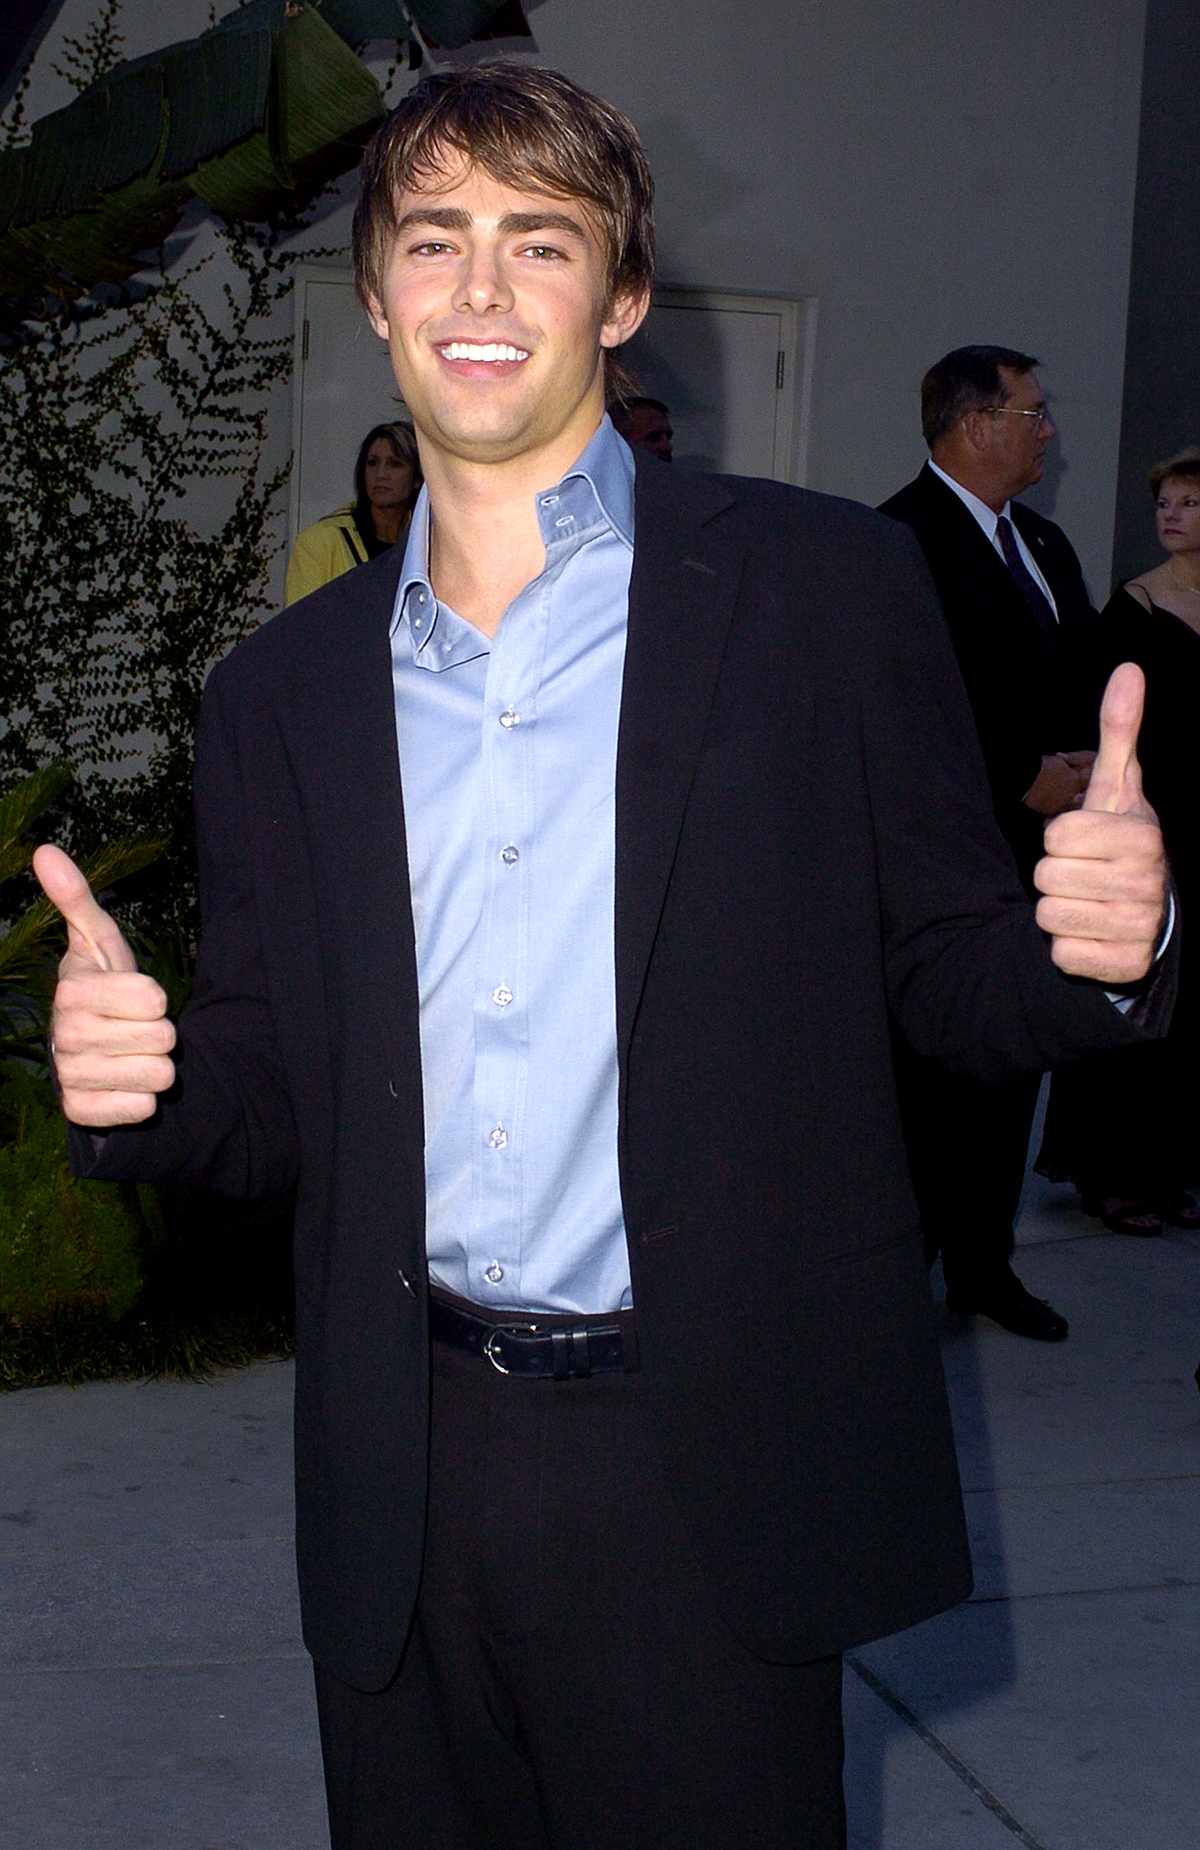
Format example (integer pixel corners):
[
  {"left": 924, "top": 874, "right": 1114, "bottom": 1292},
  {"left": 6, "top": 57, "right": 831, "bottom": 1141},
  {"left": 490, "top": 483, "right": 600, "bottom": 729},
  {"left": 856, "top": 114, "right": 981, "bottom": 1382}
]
[
  {"left": 315, "top": 1307, "right": 847, "bottom": 1850},
  {"left": 1039, "top": 1035, "right": 1190, "bottom": 1201},
  {"left": 895, "top": 1044, "right": 1042, "bottom": 1294}
]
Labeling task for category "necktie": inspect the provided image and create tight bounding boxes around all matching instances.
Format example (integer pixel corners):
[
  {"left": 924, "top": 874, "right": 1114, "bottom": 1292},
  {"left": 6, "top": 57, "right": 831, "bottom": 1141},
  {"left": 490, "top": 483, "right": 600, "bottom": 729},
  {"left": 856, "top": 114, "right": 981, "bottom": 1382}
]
[{"left": 996, "top": 515, "right": 1056, "bottom": 638}]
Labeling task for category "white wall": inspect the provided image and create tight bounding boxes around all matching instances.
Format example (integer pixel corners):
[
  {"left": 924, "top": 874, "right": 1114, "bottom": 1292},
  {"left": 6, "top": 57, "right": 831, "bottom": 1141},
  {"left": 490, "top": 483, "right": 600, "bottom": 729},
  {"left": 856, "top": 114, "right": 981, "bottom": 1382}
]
[
  {"left": 531, "top": 0, "right": 1147, "bottom": 595},
  {"left": 1112, "top": 0, "right": 1200, "bottom": 589},
  {"left": 20, "top": 0, "right": 1149, "bottom": 599}
]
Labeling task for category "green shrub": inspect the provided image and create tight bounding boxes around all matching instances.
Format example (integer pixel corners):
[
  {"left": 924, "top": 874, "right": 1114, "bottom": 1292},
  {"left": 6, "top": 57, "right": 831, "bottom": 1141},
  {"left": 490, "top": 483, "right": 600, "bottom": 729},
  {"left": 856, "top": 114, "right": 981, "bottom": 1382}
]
[{"left": 0, "top": 1070, "right": 146, "bottom": 1327}]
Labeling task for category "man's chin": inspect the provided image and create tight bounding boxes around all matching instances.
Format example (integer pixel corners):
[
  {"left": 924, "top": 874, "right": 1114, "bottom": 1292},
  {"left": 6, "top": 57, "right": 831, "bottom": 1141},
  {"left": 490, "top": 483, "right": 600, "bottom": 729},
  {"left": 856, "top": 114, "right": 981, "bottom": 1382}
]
[
  {"left": 419, "top": 395, "right": 589, "bottom": 469},
  {"left": 427, "top": 422, "right": 539, "bottom": 467}
]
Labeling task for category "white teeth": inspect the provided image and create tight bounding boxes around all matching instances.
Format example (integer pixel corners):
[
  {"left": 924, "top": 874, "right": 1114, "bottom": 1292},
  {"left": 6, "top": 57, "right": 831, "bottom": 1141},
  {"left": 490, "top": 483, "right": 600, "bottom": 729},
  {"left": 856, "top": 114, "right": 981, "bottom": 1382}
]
[{"left": 441, "top": 342, "right": 530, "bottom": 362}]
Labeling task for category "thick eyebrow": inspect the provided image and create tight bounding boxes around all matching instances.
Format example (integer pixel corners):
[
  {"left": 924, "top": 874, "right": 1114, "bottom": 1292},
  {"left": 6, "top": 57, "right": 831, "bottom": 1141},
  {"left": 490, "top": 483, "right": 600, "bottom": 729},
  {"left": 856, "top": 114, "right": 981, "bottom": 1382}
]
[{"left": 393, "top": 206, "right": 591, "bottom": 242}]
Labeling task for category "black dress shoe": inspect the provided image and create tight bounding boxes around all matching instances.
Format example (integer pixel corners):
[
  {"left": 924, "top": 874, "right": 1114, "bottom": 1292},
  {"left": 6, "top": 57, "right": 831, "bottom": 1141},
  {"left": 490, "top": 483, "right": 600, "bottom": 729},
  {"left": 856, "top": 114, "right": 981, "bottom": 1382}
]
[{"left": 945, "top": 1272, "right": 1069, "bottom": 1342}]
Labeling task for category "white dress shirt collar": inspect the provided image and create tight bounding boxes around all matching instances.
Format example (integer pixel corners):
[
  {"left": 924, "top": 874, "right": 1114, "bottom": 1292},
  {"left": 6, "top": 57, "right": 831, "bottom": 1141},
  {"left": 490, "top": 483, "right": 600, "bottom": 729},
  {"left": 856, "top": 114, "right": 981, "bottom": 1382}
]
[{"left": 927, "top": 457, "right": 1010, "bottom": 542}]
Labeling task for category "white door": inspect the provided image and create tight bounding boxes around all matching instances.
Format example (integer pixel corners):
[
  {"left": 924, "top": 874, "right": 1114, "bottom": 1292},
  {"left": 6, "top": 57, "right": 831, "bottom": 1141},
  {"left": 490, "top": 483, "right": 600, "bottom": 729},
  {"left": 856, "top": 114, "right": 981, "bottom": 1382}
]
[
  {"left": 619, "top": 288, "right": 816, "bottom": 482},
  {"left": 290, "top": 269, "right": 405, "bottom": 539}
]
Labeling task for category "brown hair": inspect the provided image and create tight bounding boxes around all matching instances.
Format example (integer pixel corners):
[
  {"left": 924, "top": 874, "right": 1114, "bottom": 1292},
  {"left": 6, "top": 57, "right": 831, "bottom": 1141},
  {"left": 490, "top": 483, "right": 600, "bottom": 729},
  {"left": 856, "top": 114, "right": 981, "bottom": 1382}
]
[
  {"left": 920, "top": 345, "right": 1040, "bottom": 448},
  {"left": 1149, "top": 446, "right": 1200, "bottom": 496},
  {"left": 352, "top": 61, "right": 655, "bottom": 323}
]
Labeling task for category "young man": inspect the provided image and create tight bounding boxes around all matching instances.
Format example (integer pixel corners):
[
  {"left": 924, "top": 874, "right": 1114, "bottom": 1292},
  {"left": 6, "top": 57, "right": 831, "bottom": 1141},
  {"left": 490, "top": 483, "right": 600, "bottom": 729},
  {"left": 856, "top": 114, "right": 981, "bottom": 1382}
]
[{"left": 37, "top": 65, "right": 1167, "bottom": 1850}]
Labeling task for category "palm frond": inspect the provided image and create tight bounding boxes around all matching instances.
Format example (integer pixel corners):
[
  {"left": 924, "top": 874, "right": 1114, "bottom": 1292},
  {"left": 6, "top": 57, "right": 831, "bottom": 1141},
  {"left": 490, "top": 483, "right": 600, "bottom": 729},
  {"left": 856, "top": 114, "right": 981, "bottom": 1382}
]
[
  {"left": 0, "top": 765, "right": 74, "bottom": 884},
  {"left": 0, "top": 833, "right": 168, "bottom": 986}
]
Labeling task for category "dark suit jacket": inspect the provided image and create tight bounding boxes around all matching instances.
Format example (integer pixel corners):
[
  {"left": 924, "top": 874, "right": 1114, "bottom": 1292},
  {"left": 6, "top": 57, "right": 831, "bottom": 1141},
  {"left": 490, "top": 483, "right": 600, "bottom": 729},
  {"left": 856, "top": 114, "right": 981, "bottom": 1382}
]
[
  {"left": 77, "top": 461, "right": 1146, "bottom": 1691},
  {"left": 880, "top": 464, "right": 1095, "bottom": 875}
]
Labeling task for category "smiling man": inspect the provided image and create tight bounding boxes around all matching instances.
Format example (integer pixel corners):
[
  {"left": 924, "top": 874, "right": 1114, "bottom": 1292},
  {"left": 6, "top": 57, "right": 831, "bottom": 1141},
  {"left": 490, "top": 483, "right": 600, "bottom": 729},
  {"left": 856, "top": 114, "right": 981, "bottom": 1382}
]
[
  {"left": 35, "top": 71, "right": 1169, "bottom": 1850},
  {"left": 358, "top": 158, "right": 647, "bottom": 636}
]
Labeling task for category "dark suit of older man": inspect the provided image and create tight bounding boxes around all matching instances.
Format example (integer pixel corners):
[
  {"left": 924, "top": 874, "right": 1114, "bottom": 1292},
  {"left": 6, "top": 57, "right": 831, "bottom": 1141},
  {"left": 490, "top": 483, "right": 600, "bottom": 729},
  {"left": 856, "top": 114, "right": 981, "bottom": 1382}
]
[{"left": 881, "top": 345, "right": 1099, "bottom": 1342}]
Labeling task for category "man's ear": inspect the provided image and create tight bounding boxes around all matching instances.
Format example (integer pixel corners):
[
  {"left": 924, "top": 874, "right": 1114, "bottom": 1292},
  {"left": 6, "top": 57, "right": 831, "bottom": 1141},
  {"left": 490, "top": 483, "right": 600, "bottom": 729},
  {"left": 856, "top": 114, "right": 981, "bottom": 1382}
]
[
  {"left": 957, "top": 406, "right": 990, "bottom": 459},
  {"left": 600, "top": 284, "right": 651, "bottom": 352},
  {"left": 365, "top": 294, "right": 389, "bottom": 342}
]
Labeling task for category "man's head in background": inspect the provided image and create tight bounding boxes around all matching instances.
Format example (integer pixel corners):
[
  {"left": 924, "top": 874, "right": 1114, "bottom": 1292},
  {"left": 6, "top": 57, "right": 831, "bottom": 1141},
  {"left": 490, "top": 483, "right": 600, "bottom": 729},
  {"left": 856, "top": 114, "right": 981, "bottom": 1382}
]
[
  {"left": 611, "top": 395, "right": 673, "bottom": 461},
  {"left": 921, "top": 344, "right": 1055, "bottom": 512}
]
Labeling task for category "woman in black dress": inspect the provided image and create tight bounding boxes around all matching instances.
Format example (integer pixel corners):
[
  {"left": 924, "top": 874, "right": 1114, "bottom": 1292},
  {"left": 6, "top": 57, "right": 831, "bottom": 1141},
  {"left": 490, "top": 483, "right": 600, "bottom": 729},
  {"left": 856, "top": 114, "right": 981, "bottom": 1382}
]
[{"left": 1039, "top": 447, "right": 1200, "bottom": 1233}]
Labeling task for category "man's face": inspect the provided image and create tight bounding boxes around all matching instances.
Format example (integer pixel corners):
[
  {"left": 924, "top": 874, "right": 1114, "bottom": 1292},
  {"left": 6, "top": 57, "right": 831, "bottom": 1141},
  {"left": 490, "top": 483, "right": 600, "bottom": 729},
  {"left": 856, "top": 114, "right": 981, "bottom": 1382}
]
[
  {"left": 987, "top": 366, "right": 1056, "bottom": 498},
  {"left": 622, "top": 404, "right": 673, "bottom": 461},
  {"left": 365, "top": 161, "right": 647, "bottom": 479}
]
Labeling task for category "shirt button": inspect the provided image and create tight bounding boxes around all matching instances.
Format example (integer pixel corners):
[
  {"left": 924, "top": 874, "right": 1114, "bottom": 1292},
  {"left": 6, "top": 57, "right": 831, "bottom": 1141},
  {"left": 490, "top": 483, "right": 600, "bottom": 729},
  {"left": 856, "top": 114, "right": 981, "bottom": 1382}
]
[
  {"left": 487, "top": 1124, "right": 508, "bottom": 1150},
  {"left": 491, "top": 984, "right": 513, "bottom": 1008},
  {"left": 500, "top": 844, "right": 520, "bottom": 866},
  {"left": 540, "top": 494, "right": 559, "bottom": 507},
  {"left": 498, "top": 709, "right": 520, "bottom": 730},
  {"left": 484, "top": 1262, "right": 504, "bottom": 1284}
]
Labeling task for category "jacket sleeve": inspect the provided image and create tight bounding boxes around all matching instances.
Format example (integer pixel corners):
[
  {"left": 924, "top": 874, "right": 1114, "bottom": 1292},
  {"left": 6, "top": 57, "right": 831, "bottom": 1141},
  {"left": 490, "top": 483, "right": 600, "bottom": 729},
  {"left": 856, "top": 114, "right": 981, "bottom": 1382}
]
[
  {"left": 71, "top": 664, "right": 301, "bottom": 1198},
  {"left": 860, "top": 525, "right": 1167, "bottom": 1081}
]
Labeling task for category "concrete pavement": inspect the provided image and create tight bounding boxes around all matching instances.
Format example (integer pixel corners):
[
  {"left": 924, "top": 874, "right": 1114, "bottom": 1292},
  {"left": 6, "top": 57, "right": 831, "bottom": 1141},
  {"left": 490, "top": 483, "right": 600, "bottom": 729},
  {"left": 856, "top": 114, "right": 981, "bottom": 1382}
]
[{"left": 2, "top": 1171, "right": 1197, "bottom": 1849}]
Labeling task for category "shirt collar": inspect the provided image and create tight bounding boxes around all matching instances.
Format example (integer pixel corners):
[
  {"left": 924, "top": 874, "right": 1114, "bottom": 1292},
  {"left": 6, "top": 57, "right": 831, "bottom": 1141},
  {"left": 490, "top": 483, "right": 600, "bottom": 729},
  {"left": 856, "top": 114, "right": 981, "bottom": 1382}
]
[
  {"left": 928, "top": 457, "right": 1013, "bottom": 541},
  {"left": 389, "top": 415, "right": 635, "bottom": 649},
  {"left": 559, "top": 412, "right": 636, "bottom": 551}
]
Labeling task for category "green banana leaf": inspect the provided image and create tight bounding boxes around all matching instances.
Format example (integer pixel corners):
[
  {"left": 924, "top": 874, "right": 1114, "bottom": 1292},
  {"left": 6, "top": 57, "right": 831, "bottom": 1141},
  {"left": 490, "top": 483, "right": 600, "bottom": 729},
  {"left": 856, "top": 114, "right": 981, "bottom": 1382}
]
[
  {"left": 190, "top": 7, "right": 384, "bottom": 220},
  {"left": 8, "top": 59, "right": 163, "bottom": 227},
  {"left": 407, "top": 0, "right": 530, "bottom": 49},
  {"left": 0, "top": 162, "right": 189, "bottom": 294},
  {"left": 0, "top": 3, "right": 385, "bottom": 304},
  {"left": 300, "top": 2, "right": 529, "bottom": 51},
  {"left": 0, "top": 0, "right": 533, "bottom": 308}
]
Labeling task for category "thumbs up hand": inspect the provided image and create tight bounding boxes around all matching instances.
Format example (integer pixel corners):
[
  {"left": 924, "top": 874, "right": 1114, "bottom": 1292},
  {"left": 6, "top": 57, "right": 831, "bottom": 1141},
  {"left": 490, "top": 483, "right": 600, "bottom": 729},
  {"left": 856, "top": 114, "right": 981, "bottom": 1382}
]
[
  {"left": 1034, "top": 663, "right": 1167, "bottom": 983},
  {"left": 33, "top": 843, "right": 176, "bottom": 1127}
]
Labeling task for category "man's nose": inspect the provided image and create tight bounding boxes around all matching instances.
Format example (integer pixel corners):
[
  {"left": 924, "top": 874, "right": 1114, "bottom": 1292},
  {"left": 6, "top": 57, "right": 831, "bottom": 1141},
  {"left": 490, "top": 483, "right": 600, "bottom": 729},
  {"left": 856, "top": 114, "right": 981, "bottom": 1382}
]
[{"left": 454, "top": 247, "right": 514, "bottom": 314}]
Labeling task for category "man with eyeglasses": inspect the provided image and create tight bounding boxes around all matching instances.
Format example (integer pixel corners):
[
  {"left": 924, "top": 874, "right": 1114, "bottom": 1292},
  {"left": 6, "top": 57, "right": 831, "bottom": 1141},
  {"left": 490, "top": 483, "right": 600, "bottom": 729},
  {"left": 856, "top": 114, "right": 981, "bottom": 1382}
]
[{"left": 881, "top": 345, "right": 1098, "bottom": 1344}]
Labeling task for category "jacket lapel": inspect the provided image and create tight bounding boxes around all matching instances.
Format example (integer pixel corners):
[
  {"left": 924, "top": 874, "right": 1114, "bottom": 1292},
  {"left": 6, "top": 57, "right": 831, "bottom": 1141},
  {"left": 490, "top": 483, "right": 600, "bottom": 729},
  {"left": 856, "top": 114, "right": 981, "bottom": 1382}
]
[
  {"left": 280, "top": 556, "right": 424, "bottom": 1123},
  {"left": 918, "top": 467, "right": 1013, "bottom": 589},
  {"left": 614, "top": 460, "right": 741, "bottom": 1062},
  {"left": 1011, "top": 504, "right": 1065, "bottom": 605}
]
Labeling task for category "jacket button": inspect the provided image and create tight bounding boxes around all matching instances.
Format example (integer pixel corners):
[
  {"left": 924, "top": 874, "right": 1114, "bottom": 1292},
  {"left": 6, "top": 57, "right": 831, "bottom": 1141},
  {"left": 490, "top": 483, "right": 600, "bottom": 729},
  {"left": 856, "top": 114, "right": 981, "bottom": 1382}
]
[{"left": 397, "top": 1268, "right": 417, "bottom": 1298}]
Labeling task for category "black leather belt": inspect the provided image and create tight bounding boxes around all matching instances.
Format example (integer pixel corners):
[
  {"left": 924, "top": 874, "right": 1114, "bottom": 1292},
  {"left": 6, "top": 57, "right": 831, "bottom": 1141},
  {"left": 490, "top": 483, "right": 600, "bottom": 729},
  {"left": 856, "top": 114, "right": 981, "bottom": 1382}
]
[{"left": 430, "top": 1293, "right": 636, "bottom": 1379}]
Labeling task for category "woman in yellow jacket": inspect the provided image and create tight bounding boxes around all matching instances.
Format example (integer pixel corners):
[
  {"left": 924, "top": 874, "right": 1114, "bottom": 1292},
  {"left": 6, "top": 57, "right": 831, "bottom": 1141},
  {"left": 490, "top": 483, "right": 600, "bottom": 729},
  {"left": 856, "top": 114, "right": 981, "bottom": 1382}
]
[{"left": 285, "top": 421, "right": 421, "bottom": 606}]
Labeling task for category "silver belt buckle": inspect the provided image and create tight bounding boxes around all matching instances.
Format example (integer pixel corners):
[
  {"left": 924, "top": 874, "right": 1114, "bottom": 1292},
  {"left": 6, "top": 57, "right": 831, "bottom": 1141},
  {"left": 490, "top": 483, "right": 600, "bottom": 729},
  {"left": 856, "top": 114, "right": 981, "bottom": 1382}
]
[
  {"left": 482, "top": 1328, "right": 511, "bottom": 1374},
  {"left": 482, "top": 1321, "right": 538, "bottom": 1375}
]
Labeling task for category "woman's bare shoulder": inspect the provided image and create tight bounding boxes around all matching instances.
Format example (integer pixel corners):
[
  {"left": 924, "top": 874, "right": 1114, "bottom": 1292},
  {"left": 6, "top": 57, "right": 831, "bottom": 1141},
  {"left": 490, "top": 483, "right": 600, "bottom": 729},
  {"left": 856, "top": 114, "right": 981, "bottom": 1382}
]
[{"left": 1122, "top": 568, "right": 1165, "bottom": 610}]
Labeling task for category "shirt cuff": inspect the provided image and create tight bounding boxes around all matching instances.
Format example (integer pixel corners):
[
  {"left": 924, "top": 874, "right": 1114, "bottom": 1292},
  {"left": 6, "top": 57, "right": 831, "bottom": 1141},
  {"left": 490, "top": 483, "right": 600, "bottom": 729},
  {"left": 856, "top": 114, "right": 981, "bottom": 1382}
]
[{"left": 1106, "top": 889, "right": 1175, "bottom": 1015}]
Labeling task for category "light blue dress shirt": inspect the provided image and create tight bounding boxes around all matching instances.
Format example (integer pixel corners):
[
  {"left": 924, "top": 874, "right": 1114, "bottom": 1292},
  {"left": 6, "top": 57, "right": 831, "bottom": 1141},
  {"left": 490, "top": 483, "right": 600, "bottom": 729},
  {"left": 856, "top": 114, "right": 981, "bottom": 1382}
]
[{"left": 389, "top": 417, "right": 635, "bottom": 1313}]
